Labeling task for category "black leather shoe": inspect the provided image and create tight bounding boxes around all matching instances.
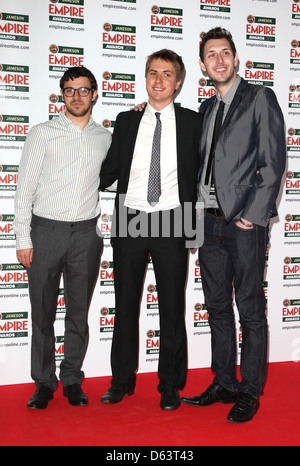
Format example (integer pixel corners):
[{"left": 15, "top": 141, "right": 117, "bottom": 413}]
[
  {"left": 160, "top": 387, "right": 181, "bottom": 411},
  {"left": 101, "top": 385, "right": 134, "bottom": 404},
  {"left": 227, "top": 392, "right": 259, "bottom": 423},
  {"left": 27, "top": 386, "right": 54, "bottom": 410},
  {"left": 181, "top": 382, "right": 238, "bottom": 407},
  {"left": 63, "top": 384, "right": 88, "bottom": 406}
]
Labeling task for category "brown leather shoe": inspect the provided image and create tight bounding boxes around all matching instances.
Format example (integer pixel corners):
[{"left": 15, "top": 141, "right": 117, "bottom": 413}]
[{"left": 181, "top": 382, "right": 238, "bottom": 407}]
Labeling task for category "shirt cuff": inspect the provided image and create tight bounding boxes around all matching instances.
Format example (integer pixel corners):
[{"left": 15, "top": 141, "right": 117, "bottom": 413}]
[{"left": 16, "top": 236, "right": 33, "bottom": 250}]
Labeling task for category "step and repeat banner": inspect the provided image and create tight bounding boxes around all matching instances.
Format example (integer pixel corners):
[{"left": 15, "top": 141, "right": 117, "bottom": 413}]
[{"left": 1, "top": 0, "right": 300, "bottom": 385}]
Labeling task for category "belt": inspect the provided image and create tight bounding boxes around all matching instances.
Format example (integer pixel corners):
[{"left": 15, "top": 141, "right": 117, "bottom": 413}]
[{"left": 204, "top": 208, "right": 223, "bottom": 217}]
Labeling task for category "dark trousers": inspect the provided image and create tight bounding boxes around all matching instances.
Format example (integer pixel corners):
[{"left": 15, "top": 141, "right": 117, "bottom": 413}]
[
  {"left": 111, "top": 210, "right": 189, "bottom": 393},
  {"left": 199, "top": 213, "right": 269, "bottom": 398},
  {"left": 27, "top": 215, "right": 103, "bottom": 390}
]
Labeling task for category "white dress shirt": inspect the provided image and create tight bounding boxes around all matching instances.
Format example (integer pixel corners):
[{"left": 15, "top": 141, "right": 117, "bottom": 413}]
[
  {"left": 125, "top": 102, "right": 180, "bottom": 213},
  {"left": 13, "top": 111, "right": 111, "bottom": 250}
]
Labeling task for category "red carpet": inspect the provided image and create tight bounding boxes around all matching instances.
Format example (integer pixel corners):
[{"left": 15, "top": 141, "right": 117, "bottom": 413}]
[{"left": 0, "top": 361, "right": 299, "bottom": 447}]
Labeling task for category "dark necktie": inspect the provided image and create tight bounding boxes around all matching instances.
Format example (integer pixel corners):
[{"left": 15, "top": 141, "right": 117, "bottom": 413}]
[
  {"left": 147, "top": 112, "right": 162, "bottom": 206},
  {"left": 204, "top": 100, "right": 225, "bottom": 191}
]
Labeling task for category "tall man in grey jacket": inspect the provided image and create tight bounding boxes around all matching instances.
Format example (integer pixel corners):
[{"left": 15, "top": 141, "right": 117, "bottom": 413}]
[{"left": 181, "top": 28, "right": 286, "bottom": 423}]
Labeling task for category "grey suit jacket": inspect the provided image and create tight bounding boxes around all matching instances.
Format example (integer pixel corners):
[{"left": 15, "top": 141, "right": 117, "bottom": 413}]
[{"left": 199, "top": 78, "right": 286, "bottom": 227}]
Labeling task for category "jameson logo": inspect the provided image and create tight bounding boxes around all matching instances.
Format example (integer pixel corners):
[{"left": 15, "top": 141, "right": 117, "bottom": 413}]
[
  {"left": 198, "top": 78, "right": 216, "bottom": 104},
  {"left": 284, "top": 214, "right": 300, "bottom": 238},
  {"left": 49, "top": 0, "right": 84, "bottom": 25},
  {"left": 103, "top": 23, "right": 136, "bottom": 52},
  {"left": 291, "top": 40, "right": 300, "bottom": 65},
  {"left": 0, "top": 115, "right": 29, "bottom": 142},
  {"left": 0, "top": 13, "right": 29, "bottom": 42},
  {"left": 287, "top": 128, "right": 300, "bottom": 153},
  {"left": 283, "top": 257, "right": 300, "bottom": 280},
  {"left": 146, "top": 330, "right": 160, "bottom": 355},
  {"left": 0, "top": 312, "right": 28, "bottom": 339},
  {"left": 0, "top": 263, "right": 28, "bottom": 289},
  {"left": 282, "top": 299, "right": 300, "bottom": 322},
  {"left": 0, "top": 165, "right": 18, "bottom": 191},
  {"left": 100, "top": 307, "right": 115, "bottom": 333},
  {"left": 286, "top": 171, "right": 300, "bottom": 195},
  {"left": 102, "top": 72, "right": 135, "bottom": 99},
  {"left": 292, "top": 0, "right": 300, "bottom": 21},
  {"left": 246, "top": 15, "right": 276, "bottom": 42},
  {"left": 0, "top": 214, "right": 15, "bottom": 240},
  {"left": 200, "top": 0, "right": 231, "bottom": 14},
  {"left": 289, "top": 83, "right": 300, "bottom": 109},
  {"left": 0, "top": 65, "right": 29, "bottom": 93},
  {"left": 194, "top": 303, "right": 209, "bottom": 328},
  {"left": 151, "top": 6, "right": 183, "bottom": 34},
  {"left": 244, "top": 61, "right": 274, "bottom": 87},
  {"left": 49, "top": 44, "right": 84, "bottom": 73},
  {"left": 146, "top": 284, "right": 158, "bottom": 310}
]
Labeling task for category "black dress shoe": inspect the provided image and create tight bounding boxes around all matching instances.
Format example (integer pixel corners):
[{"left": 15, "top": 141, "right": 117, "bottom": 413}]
[
  {"left": 181, "top": 382, "right": 238, "bottom": 407},
  {"left": 227, "top": 392, "right": 259, "bottom": 423},
  {"left": 27, "top": 386, "right": 54, "bottom": 410},
  {"left": 63, "top": 384, "right": 88, "bottom": 406},
  {"left": 160, "top": 387, "right": 181, "bottom": 411},
  {"left": 101, "top": 385, "right": 134, "bottom": 404}
]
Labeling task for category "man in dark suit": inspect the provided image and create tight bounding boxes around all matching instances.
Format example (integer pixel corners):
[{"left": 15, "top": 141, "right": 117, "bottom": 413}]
[
  {"left": 181, "top": 28, "right": 286, "bottom": 422},
  {"left": 100, "top": 49, "right": 202, "bottom": 410}
]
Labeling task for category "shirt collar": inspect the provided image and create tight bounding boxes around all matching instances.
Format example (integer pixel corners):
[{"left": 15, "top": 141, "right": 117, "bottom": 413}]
[
  {"left": 145, "top": 101, "right": 175, "bottom": 121},
  {"left": 60, "top": 110, "right": 95, "bottom": 129},
  {"left": 216, "top": 74, "right": 241, "bottom": 106}
]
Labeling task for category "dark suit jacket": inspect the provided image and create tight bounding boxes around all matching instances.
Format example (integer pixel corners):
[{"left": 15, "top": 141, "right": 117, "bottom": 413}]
[
  {"left": 199, "top": 78, "right": 286, "bottom": 227},
  {"left": 100, "top": 104, "right": 202, "bottom": 235}
]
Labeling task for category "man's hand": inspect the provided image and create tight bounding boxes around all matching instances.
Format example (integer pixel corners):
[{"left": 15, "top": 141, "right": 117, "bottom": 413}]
[
  {"left": 236, "top": 218, "right": 254, "bottom": 230},
  {"left": 17, "top": 248, "right": 34, "bottom": 269},
  {"left": 132, "top": 102, "right": 147, "bottom": 112}
]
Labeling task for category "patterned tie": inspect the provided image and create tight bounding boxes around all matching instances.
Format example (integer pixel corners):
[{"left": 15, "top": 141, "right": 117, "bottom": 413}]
[
  {"left": 205, "top": 100, "right": 225, "bottom": 193},
  {"left": 147, "top": 112, "right": 162, "bottom": 206}
]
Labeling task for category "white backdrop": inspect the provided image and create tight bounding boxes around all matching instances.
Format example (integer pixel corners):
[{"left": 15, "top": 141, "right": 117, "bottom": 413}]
[{"left": 1, "top": 0, "right": 300, "bottom": 386}]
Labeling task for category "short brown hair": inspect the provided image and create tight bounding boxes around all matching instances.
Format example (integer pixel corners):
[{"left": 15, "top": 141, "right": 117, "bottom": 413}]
[
  {"left": 200, "top": 27, "right": 237, "bottom": 62},
  {"left": 145, "top": 49, "right": 186, "bottom": 82}
]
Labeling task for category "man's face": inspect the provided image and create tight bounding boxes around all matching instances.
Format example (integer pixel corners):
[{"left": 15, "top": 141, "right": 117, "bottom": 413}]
[
  {"left": 200, "top": 38, "right": 238, "bottom": 87},
  {"left": 146, "top": 58, "right": 181, "bottom": 110},
  {"left": 61, "top": 76, "right": 98, "bottom": 119}
]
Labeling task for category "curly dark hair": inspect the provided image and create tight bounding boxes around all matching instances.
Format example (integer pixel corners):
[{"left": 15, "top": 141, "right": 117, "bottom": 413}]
[{"left": 60, "top": 66, "right": 98, "bottom": 91}]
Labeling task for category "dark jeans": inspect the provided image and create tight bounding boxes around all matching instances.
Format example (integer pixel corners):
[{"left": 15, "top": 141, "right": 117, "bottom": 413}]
[{"left": 199, "top": 213, "right": 269, "bottom": 398}]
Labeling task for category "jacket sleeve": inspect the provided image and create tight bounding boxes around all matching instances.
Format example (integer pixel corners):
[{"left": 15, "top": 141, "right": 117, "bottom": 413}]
[
  {"left": 241, "top": 87, "right": 287, "bottom": 226},
  {"left": 99, "top": 113, "right": 123, "bottom": 191}
]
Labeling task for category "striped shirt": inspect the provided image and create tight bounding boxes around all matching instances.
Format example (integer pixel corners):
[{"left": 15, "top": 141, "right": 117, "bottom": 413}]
[{"left": 13, "top": 111, "right": 111, "bottom": 250}]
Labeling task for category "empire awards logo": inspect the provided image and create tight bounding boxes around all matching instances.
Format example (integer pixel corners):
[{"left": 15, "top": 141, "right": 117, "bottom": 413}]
[
  {"left": 282, "top": 299, "right": 300, "bottom": 322},
  {"left": 102, "top": 23, "right": 136, "bottom": 54},
  {"left": 100, "top": 307, "right": 115, "bottom": 333},
  {"left": 150, "top": 5, "right": 183, "bottom": 36},
  {"left": 0, "top": 312, "right": 28, "bottom": 339},
  {"left": 49, "top": 0, "right": 85, "bottom": 26},
  {"left": 102, "top": 71, "right": 135, "bottom": 100},
  {"left": 0, "top": 13, "right": 29, "bottom": 43},
  {"left": 287, "top": 128, "right": 300, "bottom": 155},
  {"left": 246, "top": 15, "right": 276, "bottom": 43},
  {"left": 146, "top": 329, "right": 160, "bottom": 355},
  {"left": 244, "top": 61, "right": 274, "bottom": 87},
  {"left": 0, "top": 65, "right": 29, "bottom": 94},
  {"left": 200, "top": 0, "right": 231, "bottom": 14},
  {"left": 49, "top": 44, "right": 84, "bottom": 74}
]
